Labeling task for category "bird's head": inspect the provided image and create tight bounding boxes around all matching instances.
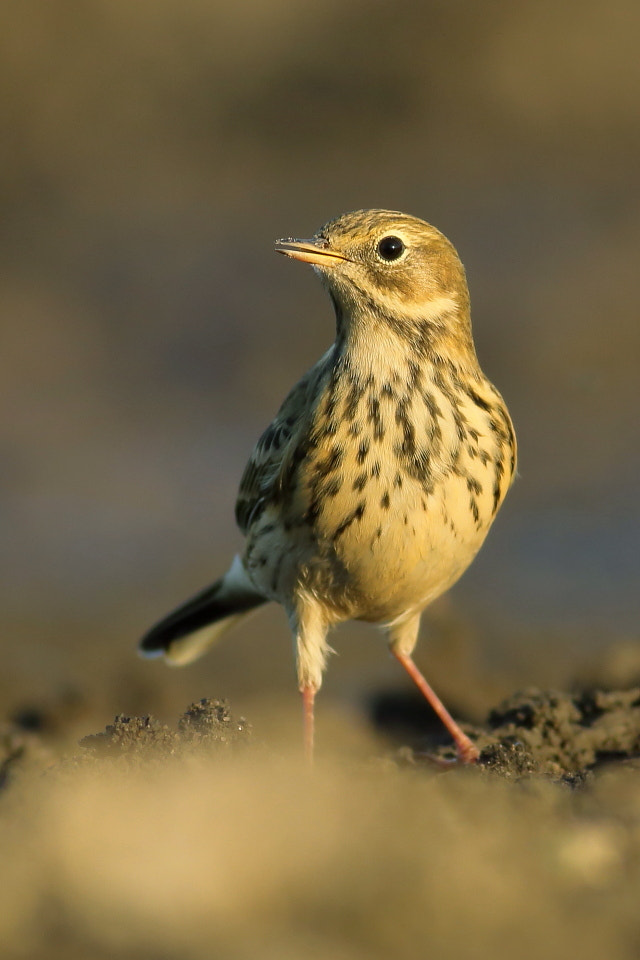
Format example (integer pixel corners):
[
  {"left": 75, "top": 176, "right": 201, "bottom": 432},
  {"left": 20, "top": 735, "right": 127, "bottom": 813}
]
[{"left": 275, "top": 209, "right": 472, "bottom": 354}]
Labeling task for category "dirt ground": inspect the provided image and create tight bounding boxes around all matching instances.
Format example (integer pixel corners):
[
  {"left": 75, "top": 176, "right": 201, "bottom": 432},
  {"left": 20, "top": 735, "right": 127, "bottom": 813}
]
[
  {"left": 2, "top": 4, "right": 640, "bottom": 958},
  {"left": 3, "top": 681, "right": 640, "bottom": 960}
]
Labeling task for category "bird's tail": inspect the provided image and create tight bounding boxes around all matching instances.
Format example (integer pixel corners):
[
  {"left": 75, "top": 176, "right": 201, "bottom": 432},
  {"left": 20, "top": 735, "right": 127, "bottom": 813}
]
[{"left": 138, "top": 555, "right": 267, "bottom": 666}]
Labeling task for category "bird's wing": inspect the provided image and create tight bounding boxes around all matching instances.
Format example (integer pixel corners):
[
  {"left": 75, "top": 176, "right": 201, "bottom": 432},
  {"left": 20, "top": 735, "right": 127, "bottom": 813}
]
[{"left": 235, "top": 351, "right": 331, "bottom": 534}]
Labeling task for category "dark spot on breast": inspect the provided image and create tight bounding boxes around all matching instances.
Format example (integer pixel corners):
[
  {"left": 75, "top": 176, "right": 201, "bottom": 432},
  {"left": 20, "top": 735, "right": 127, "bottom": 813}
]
[
  {"left": 422, "top": 390, "right": 443, "bottom": 419},
  {"left": 325, "top": 476, "right": 343, "bottom": 497},
  {"left": 408, "top": 360, "right": 422, "bottom": 389},
  {"left": 401, "top": 427, "right": 416, "bottom": 457},
  {"left": 380, "top": 492, "right": 390, "bottom": 509},
  {"left": 492, "top": 458, "right": 505, "bottom": 515},
  {"left": 368, "top": 396, "right": 385, "bottom": 441},
  {"left": 357, "top": 439, "right": 370, "bottom": 464},
  {"left": 466, "top": 476, "right": 482, "bottom": 496},
  {"left": 394, "top": 473, "right": 403, "bottom": 488},
  {"left": 315, "top": 446, "right": 344, "bottom": 477},
  {"left": 352, "top": 472, "right": 367, "bottom": 492},
  {"left": 344, "top": 383, "right": 361, "bottom": 422},
  {"left": 405, "top": 447, "right": 430, "bottom": 481},
  {"left": 371, "top": 461, "right": 381, "bottom": 478},
  {"left": 492, "top": 479, "right": 502, "bottom": 515},
  {"left": 427, "top": 407, "right": 443, "bottom": 441},
  {"left": 452, "top": 404, "right": 467, "bottom": 441},
  {"left": 332, "top": 501, "right": 366, "bottom": 541},
  {"left": 466, "top": 386, "right": 493, "bottom": 413},
  {"left": 323, "top": 391, "right": 338, "bottom": 421}
]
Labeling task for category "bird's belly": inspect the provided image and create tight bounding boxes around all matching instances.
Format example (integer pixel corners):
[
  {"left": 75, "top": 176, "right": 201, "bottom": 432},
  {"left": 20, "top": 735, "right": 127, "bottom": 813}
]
[
  {"left": 245, "top": 431, "right": 505, "bottom": 626},
  {"left": 309, "top": 471, "right": 494, "bottom": 624}
]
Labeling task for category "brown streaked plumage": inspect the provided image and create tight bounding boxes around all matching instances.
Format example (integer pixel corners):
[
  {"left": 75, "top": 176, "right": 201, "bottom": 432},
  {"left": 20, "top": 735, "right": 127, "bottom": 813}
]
[{"left": 140, "top": 209, "right": 517, "bottom": 763}]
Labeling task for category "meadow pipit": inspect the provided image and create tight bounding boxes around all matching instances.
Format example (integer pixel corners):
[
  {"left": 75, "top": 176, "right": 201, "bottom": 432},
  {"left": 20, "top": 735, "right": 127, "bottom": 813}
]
[{"left": 140, "top": 209, "right": 517, "bottom": 763}]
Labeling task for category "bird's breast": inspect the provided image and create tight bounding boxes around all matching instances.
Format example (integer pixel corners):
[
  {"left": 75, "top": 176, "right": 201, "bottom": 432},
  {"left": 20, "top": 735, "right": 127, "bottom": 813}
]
[
  {"left": 244, "top": 358, "right": 515, "bottom": 625},
  {"left": 289, "top": 365, "right": 515, "bottom": 621}
]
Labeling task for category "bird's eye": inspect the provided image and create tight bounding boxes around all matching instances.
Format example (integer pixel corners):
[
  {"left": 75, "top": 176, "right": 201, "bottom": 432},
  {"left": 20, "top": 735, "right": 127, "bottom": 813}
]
[{"left": 377, "top": 236, "right": 405, "bottom": 262}]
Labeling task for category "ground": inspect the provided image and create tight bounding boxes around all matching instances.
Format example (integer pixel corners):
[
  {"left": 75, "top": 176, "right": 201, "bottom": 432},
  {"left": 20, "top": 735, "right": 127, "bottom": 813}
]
[{"left": 2, "top": 683, "right": 640, "bottom": 960}]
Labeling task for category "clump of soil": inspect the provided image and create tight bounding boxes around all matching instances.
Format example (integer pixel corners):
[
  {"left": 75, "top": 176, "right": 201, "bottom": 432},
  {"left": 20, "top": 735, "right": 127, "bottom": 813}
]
[
  {"left": 479, "top": 687, "right": 640, "bottom": 779},
  {"left": 80, "top": 697, "right": 251, "bottom": 761},
  {"left": 4, "top": 687, "right": 640, "bottom": 786},
  {"left": 386, "top": 687, "right": 640, "bottom": 781},
  {"left": 0, "top": 697, "right": 251, "bottom": 789},
  {"left": 69, "top": 686, "right": 640, "bottom": 785}
]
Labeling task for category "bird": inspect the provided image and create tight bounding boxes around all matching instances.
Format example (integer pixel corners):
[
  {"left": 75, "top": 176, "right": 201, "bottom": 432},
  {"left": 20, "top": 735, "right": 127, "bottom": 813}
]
[{"left": 139, "top": 209, "right": 517, "bottom": 763}]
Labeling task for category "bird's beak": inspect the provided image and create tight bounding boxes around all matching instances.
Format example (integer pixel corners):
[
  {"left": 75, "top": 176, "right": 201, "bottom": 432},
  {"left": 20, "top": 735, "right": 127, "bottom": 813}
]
[{"left": 274, "top": 238, "right": 350, "bottom": 266}]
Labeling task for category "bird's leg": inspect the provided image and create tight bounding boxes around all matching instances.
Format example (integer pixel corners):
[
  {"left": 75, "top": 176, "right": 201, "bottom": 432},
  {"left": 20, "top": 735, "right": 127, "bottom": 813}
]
[
  {"left": 292, "top": 596, "right": 330, "bottom": 764},
  {"left": 302, "top": 684, "right": 316, "bottom": 764},
  {"left": 392, "top": 649, "right": 479, "bottom": 763},
  {"left": 389, "top": 616, "right": 479, "bottom": 764}
]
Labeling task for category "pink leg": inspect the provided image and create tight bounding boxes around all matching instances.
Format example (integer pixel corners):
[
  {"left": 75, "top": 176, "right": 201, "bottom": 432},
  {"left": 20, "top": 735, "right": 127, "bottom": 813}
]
[
  {"left": 392, "top": 649, "right": 479, "bottom": 763},
  {"left": 302, "top": 685, "right": 316, "bottom": 764}
]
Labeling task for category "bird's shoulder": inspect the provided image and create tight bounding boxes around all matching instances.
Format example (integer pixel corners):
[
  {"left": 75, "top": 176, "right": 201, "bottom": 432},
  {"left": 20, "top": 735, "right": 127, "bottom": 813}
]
[{"left": 235, "top": 348, "right": 334, "bottom": 533}]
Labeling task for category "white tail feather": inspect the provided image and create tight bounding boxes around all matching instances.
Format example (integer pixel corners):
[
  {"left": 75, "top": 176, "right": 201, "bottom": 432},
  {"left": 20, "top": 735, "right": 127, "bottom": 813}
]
[{"left": 162, "top": 612, "right": 248, "bottom": 666}]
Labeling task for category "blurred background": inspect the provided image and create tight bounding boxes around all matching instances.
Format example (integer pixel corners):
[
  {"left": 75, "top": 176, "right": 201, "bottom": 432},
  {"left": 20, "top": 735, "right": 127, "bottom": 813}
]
[{"left": 1, "top": 0, "right": 639, "bottom": 737}]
